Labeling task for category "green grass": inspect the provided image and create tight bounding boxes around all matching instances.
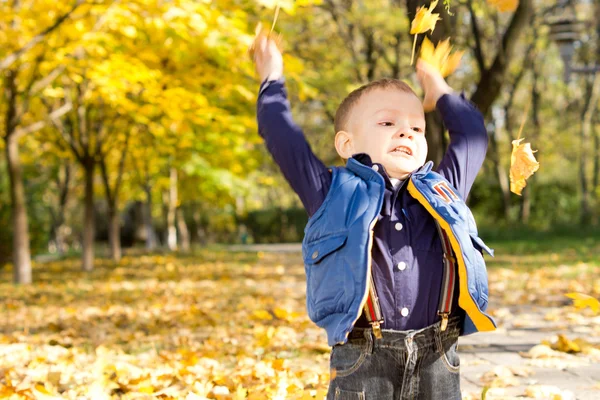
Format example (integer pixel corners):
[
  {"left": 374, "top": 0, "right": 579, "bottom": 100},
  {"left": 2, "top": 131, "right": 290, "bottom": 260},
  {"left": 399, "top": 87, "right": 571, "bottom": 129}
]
[{"left": 479, "top": 227, "right": 600, "bottom": 271}]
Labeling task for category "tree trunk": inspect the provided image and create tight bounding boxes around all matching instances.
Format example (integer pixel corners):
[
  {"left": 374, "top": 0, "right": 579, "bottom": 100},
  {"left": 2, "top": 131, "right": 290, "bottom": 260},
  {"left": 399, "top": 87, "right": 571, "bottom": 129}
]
[
  {"left": 5, "top": 134, "right": 32, "bottom": 284},
  {"left": 177, "top": 208, "right": 190, "bottom": 252},
  {"left": 82, "top": 158, "right": 95, "bottom": 271},
  {"left": 580, "top": 73, "right": 600, "bottom": 225},
  {"left": 470, "top": 0, "right": 534, "bottom": 117},
  {"left": 593, "top": 120, "right": 599, "bottom": 225},
  {"left": 143, "top": 184, "right": 158, "bottom": 250},
  {"left": 425, "top": 112, "right": 446, "bottom": 166},
  {"left": 49, "top": 162, "right": 71, "bottom": 255},
  {"left": 167, "top": 167, "right": 177, "bottom": 251},
  {"left": 521, "top": 66, "right": 542, "bottom": 224},
  {"left": 193, "top": 209, "right": 207, "bottom": 246},
  {"left": 520, "top": 185, "right": 531, "bottom": 223},
  {"left": 108, "top": 205, "right": 121, "bottom": 262},
  {"left": 489, "top": 124, "right": 511, "bottom": 219}
]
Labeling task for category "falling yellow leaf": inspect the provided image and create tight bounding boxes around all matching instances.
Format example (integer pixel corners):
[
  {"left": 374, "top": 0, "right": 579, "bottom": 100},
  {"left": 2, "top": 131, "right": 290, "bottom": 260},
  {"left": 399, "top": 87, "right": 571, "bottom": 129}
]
[
  {"left": 418, "top": 37, "right": 464, "bottom": 77},
  {"left": 565, "top": 292, "right": 600, "bottom": 313},
  {"left": 409, "top": 0, "right": 441, "bottom": 65},
  {"left": 487, "top": 0, "right": 519, "bottom": 13},
  {"left": 410, "top": 0, "right": 441, "bottom": 35},
  {"left": 509, "top": 138, "right": 539, "bottom": 195}
]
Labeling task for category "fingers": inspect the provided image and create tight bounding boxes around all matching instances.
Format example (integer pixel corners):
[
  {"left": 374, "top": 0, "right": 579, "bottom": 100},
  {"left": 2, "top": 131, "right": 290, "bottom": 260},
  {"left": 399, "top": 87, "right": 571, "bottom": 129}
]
[{"left": 259, "top": 36, "right": 268, "bottom": 54}]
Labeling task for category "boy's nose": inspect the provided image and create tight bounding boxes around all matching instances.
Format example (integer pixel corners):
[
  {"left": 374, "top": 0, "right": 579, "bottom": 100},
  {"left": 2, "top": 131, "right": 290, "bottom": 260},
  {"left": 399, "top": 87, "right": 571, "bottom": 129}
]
[{"left": 398, "top": 131, "right": 414, "bottom": 140}]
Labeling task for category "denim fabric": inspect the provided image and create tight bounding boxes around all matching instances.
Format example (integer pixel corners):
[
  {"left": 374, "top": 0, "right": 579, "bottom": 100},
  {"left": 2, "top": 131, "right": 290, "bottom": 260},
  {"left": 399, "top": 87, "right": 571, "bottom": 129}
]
[{"left": 327, "top": 317, "right": 462, "bottom": 400}]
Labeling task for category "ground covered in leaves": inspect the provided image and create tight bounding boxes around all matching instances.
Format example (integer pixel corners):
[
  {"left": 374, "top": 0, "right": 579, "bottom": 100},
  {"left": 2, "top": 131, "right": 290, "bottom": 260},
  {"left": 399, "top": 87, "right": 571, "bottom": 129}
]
[{"left": 1, "top": 233, "right": 599, "bottom": 399}]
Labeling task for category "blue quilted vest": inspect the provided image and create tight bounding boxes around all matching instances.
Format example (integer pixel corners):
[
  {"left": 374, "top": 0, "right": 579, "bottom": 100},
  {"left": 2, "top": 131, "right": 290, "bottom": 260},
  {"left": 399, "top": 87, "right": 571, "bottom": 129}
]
[{"left": 302, "top": 158, "right": 496, "bottom": 346}]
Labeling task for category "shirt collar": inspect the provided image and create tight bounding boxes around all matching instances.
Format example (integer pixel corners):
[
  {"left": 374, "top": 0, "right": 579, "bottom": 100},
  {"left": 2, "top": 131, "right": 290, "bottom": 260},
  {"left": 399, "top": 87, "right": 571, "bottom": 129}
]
[{"left": 352, "top": 153, "right": 404, "bottom": 190}]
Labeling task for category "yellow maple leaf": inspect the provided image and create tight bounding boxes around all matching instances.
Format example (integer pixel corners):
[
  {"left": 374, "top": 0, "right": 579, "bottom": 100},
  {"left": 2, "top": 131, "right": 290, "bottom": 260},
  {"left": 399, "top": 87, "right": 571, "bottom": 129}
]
[
  {"left": 509, "top": 138, "right": 539, "bottom": 195},
  {"left": 418, "top": 37, "right": 464, "bottom": 77},
  {"left": 487, "top": 0, "right": 519, "bottom": 13},
  {"left": 252, "top": 309, "right": 273, "bottom": 320},
  {"left": 410, "top": 1, "right": 441, "bottom": 65},
  {"left": 551, "top": 334, "right": 581, "bottom": 353},
  {"left": 566, "top": 292, "right": 600, "bottom": 313},
  {"left": 410, "top": 0, "right": 441, "bottom": 35}
]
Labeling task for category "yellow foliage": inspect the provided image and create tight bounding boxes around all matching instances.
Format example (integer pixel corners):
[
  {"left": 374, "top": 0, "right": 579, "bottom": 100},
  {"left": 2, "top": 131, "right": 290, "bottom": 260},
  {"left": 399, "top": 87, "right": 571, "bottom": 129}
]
[
  {"left": 566, "top": 292, "right": 600, "bottom": 313},
  {"left": 487, "top": 0, "right": 519, "bottom": 13},
  {"left": 418, "top": 37, "right": 464, "bottom": 77}
]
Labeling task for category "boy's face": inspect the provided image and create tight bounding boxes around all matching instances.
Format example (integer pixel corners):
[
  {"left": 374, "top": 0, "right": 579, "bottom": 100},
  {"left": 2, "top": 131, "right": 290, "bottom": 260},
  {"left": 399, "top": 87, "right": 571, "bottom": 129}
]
[{"left": 341, "top": 88, "right": 427, "bottom": 180}]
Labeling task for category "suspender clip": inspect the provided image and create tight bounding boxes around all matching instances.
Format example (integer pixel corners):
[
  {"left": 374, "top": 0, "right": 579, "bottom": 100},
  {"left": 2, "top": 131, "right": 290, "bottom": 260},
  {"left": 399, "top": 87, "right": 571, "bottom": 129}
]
[
  {"left": 438, "top": 312, "right": 449, "bottom": 332},
  {"left": 371, "top": 320, "right": 383, "bottom": 339},
  {"left": 443, "top": 253, "right": 456, "bottom": 264}
]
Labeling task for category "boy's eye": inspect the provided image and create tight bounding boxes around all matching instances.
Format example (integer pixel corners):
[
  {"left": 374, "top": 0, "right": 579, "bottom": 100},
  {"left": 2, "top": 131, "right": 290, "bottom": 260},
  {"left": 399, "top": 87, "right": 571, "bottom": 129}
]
[
  {"left": 412, "top": 127, "right": 424, "bottom": 133},
  {"left": 378, "top": 121, "right": 394, "bottom": 127}
]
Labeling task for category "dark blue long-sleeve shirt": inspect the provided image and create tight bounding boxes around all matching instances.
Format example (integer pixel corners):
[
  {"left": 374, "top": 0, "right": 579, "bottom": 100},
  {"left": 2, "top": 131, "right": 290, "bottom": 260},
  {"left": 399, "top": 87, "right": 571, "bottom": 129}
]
[{"left": 257, "top": 78, "right": 488, "bottom": 331}]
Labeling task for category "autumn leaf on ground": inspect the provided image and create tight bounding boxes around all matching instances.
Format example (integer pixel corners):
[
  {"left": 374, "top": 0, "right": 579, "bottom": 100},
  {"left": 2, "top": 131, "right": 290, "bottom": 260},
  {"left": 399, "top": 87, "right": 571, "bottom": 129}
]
[
  {"left": 418, "top": 37, "right": 464, "bottom": 78},
  {"left": 520, "top": 344, "right": 562, "bottom": 359},
  {"left": 487, "top": 0, "right": 519, "bottom": 13},
  {"left": 510, "top": 138, "right": 539, "bottom": 195},
  {"left": 410, "top": 0, "right": 441, "bottom": 64},
  {"left": 566, "top": 292, "right": 600, "bottom": 313},
  {"left": 551, "top": 334, "right": 581, "bottom": 354},
  {"left": 523, "top": 385, "right": 575, "bottom": 399}
]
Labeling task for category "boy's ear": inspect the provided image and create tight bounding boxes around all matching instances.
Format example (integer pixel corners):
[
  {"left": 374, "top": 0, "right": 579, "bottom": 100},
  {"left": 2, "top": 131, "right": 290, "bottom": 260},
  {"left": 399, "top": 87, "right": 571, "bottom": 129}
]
[{"left": 335, "top": 130, "right": 355, "bottom": 160}]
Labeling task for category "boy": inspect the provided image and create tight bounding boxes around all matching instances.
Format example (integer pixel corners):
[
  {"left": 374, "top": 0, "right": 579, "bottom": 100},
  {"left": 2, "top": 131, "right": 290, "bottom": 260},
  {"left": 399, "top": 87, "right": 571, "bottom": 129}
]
[{"left": 253, "top": 34, "right": 495, "bottom": 400}]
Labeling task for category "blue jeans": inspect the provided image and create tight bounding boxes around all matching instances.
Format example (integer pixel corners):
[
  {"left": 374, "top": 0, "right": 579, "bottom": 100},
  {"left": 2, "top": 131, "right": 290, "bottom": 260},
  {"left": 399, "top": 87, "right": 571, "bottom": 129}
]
[{"left": 327, "top": 317, "right": 462, "bottom": 400}]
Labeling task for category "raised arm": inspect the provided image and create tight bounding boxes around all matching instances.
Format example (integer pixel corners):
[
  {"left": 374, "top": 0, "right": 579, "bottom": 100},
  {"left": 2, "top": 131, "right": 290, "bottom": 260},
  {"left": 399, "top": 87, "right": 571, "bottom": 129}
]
[
  {"left": 253, "top": 36, "right": 332, "bottom": 217},
  {"left": 416, "top": 60, "right": 488, "bottom": 199}
]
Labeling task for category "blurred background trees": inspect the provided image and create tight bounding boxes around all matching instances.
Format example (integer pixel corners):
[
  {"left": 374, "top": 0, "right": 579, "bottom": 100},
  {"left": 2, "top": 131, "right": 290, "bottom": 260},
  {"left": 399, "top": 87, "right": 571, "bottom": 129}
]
[{"left": 1, "top": 0, "right": 599, "bottom": 283}]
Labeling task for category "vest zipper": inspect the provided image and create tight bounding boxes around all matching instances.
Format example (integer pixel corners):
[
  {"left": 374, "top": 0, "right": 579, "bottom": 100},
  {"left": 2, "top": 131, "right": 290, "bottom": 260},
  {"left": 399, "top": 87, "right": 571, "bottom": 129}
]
[{"left": 406, "top": 179, "right": 495, "bottom": 332}]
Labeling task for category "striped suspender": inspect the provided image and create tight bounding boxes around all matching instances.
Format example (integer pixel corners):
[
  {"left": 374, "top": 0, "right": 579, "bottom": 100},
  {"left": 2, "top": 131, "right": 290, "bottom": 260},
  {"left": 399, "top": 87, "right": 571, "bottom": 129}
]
[
  {"left": 434, "top": 221, "right": 456, "bottom": 332},
  {"left": 363, "top": 221, "right": 456, "bottom": 339},
  {"left": 363, "top": 273, "right": 384, "bottom": 338}
]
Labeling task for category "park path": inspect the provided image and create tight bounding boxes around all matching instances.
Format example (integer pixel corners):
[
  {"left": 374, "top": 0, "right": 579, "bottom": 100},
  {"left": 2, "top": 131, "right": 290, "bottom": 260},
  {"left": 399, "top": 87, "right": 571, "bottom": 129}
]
[{"left": 227, "top": 243, "right": 600, "bottom": 400}]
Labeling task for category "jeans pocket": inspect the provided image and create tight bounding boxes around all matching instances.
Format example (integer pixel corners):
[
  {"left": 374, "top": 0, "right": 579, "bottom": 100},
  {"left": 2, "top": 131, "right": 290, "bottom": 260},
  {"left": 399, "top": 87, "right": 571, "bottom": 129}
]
[
  {"left": 330, "top": 338, "right": 370, "bottom": 378},
  {"left": 436, "top": 338, "right": 460, "bottom": 374}
]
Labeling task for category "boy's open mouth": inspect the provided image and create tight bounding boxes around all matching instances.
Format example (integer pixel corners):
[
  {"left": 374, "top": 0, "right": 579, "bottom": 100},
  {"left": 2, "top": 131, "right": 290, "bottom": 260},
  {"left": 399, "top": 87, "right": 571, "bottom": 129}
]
[{"left": 391, "top": 145, "right": 413, "bottom": 156}]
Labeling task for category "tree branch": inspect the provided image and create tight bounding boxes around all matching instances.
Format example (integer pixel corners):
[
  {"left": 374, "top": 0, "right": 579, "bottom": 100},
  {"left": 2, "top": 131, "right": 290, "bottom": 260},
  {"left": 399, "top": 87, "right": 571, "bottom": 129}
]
[
  {"left": 470, "top": 0, "right": 534, "bottom": 117},
  {"left": 113, "top": 129, "right": 131, "bottom": 201},
  {"left": 0, "top": 0, "right": 84, "bottom": 71},
  {"left": 43, "top": 98, "right": 84, "bottom": 162},
  {"left": 99, "top": 156, "right": 114, "bottom": 205},
  {"left": 467, "top": 0, "right": 486, "bottom": 74},
  {"left": 13, "top": 101, "right": 73, "bottom": 141},
  {"left": 31, "top": 65, "right": 66, "bottom": 95}
]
